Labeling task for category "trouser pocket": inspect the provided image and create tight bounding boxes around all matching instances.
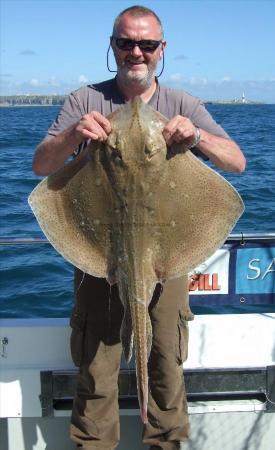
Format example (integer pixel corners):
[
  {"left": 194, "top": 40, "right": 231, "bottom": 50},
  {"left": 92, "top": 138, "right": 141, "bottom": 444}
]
[
  {"left": 176, "top": 312, "right": 189, "bottom": 364},
  {"left": 70, "top": 308, "right": 87, "bottom": 367}
]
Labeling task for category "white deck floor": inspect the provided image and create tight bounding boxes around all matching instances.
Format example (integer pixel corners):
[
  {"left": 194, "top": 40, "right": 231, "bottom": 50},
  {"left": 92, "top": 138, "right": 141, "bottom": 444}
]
[{"left": 1, "top": 411, "right": 275, "bottom": 450}]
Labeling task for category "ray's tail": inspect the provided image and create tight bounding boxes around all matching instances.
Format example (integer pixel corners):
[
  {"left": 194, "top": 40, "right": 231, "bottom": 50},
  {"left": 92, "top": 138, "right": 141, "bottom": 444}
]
[
  {"left": 117, "top": 275, "right": 155, "bottom": 424},
  {"left": 131, "top": 300, "right": 149, "bottom": 424}
]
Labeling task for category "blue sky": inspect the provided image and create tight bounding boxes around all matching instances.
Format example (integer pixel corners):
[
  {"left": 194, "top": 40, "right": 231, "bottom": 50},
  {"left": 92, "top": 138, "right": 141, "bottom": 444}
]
[{"left": 1, "top": 0, "right": 275, "bottom": 102}]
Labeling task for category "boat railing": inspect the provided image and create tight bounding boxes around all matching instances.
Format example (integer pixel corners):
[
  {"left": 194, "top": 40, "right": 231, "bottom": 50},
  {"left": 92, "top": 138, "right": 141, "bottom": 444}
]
[{"left": 1, "top": 233, "right": 275, "bottom": 246}]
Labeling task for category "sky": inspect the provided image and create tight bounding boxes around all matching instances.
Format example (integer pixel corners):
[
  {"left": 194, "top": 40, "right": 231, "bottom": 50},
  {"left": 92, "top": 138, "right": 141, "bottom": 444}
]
[{"left": 1, "top": 0, "right": 275, "bottom": 102}]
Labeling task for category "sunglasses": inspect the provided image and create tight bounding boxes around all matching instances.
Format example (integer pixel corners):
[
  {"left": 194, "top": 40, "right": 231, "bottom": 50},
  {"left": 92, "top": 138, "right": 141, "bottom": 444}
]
[{"left": 111, "top": 37, "right": 162, "bottom": 53}]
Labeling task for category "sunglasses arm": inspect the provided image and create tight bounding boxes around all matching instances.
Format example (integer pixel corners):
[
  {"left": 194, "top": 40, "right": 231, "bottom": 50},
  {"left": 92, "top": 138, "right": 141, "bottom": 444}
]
[{"left": 107, "top": 44, "right": 117, "bottom": 73}]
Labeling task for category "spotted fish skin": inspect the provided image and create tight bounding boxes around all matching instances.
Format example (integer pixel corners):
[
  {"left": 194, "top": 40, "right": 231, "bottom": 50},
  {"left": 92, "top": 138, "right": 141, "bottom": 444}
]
[
  {"left": 104, "top": 97, "right": 168, "bottom": 422},
  {"left": 28, "top": 97, "right": 244, "bottom": 424}
]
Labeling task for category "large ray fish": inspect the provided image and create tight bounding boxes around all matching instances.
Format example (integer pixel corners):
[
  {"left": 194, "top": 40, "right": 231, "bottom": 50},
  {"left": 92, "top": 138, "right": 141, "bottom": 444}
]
[{"left": 28, "top": 97, "right": 244, "bottom": 423}]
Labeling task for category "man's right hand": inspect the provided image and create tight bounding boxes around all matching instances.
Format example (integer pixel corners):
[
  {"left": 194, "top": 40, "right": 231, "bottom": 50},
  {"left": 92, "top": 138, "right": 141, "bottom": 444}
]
[
  {"left": 33, "top": 112, "right": 112, "bottom": 176},
  {"left": 73, "top": 111, "right": 112, "bottom": 144}
]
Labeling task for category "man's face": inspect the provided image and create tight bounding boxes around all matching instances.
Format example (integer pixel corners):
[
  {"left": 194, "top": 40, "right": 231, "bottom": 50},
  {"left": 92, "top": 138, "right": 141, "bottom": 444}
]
[{"left": 111, "top": 13, "right": 166, "bottom": 87}]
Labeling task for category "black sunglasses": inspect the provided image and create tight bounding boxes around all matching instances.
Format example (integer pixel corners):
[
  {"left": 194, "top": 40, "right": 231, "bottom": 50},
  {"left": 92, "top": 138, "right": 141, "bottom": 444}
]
[{"left": 111, "top": 37, "right": 162, "bottom": 52}]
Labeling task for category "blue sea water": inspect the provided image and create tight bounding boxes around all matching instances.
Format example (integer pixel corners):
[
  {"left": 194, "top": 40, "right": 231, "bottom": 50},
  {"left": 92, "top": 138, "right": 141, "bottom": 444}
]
[{"left": 0, "top": 104, "right": 274, "bottom": 318}]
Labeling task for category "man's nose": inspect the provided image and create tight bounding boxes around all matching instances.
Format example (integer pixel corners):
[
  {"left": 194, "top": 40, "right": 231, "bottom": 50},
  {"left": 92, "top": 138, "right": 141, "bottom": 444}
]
[{"left": 131, "top": 44, "right": 143, "bottom": 57}]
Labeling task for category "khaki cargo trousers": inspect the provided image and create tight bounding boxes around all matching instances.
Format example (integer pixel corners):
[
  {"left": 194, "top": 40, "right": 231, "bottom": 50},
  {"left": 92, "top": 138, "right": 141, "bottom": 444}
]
[{"left": 70, "top": 269, "right": 193, "bottom": 450}]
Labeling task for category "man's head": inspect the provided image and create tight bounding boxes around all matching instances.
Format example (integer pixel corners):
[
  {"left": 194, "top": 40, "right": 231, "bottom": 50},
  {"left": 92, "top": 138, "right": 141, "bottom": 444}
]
[{"left": 110, "top": 5, "right": 166, "bottom": 88}]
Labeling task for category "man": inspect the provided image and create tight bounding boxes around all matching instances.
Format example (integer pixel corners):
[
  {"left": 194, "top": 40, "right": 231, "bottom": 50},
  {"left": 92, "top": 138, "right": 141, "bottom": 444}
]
[{"left": 33, "top": 5, "right": 246, "bottom": 450}]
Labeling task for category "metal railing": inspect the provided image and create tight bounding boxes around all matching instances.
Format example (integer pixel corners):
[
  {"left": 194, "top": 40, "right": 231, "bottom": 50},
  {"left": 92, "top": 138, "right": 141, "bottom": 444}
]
[
  {"left": 0, "top": 237, "right": 48, "bottom": 245},
  {"left": 1, "top": 233, "right": 275, "bottom": 246}
]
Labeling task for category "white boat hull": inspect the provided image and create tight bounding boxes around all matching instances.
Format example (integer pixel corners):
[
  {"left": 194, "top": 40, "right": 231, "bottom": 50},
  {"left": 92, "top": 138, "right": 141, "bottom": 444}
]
[{"left": 1, "top": 315, "right": 275, "bottom": 449}]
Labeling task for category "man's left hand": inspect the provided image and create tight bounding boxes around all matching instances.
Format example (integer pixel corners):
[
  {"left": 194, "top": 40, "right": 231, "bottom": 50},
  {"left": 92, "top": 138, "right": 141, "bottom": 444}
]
[{"left": 163, "top": 115, "right": 197, "bottom": 147}]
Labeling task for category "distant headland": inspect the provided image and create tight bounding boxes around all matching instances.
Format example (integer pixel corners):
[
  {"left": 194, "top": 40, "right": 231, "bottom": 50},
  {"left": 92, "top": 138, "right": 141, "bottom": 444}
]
[
  {"left": 0, "top": 95, "right": 66, "bottom": 107},
  {"left": 0, "top": 93, "right": 266, "bottom": 107},
  {"left": 205, "top": 92, "right": 265, "bottom": 105}
]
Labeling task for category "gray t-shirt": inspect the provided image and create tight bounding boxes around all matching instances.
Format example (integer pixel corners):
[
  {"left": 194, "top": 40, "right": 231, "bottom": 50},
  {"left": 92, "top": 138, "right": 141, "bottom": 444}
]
[{"left": 47, "top": 77, "right": 229, "bottom": 157}]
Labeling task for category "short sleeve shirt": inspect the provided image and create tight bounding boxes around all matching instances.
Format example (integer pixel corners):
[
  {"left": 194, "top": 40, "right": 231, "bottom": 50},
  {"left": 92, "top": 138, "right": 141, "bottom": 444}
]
[{"left": 47, "top": 77, "right": 229, "bottom": 157}]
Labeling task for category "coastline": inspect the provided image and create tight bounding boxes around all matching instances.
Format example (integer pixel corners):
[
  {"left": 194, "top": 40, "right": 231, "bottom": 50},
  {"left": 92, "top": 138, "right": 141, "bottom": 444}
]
[
  {"left": 0, "top": 94, "right": 270, "bottom": 107},
  {"left": 0, "top": 103, "right": 64, "bottom": 107},
  {"left": 0, "top": 101, "right": 269, "bottom": 107}
]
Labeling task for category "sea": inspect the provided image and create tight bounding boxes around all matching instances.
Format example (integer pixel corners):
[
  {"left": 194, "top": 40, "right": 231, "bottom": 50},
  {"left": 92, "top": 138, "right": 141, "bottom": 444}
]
[{"left": 0, "top": 103, "right": 274, "bottom": 318}]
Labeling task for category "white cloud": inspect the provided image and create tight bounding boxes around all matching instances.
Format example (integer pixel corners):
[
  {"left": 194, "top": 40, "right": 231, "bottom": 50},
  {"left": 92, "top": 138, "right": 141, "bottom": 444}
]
[
  {"left": 189, "top": 77, "right": 208, "bottom": 86},
  {"left": 29, "top": 78, "right": 40, "bottom": 87},
  {"left": 169, "top": 73, "right": 184, "bottom": 82},
  {"left": 168, "top": 74, "right": 207, "bottom": 86},
  {"left": 78, "top": 74, "right": 88, "bottom": 83},
  {"left": 163, "top": 77, "right": 275, "bottom": 102},
  {"left": 1, "top": 77, "right": 275, "bottom": 102},
  {"left": 221, "top": 76, "right": 231, "bottom": 82},
  {"left": 48, "top": 76, "right": 60, "bottom": 87}
]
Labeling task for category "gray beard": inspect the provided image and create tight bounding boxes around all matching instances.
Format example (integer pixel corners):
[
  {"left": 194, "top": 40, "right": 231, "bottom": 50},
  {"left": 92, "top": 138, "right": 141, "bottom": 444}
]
[{"left": 117, "top": 65, "right": 155, "bottom": 89}]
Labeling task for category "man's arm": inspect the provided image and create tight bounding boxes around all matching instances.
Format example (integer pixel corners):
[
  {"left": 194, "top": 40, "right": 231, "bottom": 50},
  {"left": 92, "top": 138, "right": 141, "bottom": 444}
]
[
  {"left": 195, "top": 128, "right": 246, "bottom": 173},
  {"left": 32, "top": 112, "right": 112, "bottom": 176},
  {"left": 163, "top": 115, "right": 246, "bottom": 173}
]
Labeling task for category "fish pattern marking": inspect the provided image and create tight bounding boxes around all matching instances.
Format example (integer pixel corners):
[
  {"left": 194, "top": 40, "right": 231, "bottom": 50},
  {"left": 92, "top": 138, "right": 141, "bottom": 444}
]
[{"left": 28, "top": 97, "right": 244, "bottom": 423}]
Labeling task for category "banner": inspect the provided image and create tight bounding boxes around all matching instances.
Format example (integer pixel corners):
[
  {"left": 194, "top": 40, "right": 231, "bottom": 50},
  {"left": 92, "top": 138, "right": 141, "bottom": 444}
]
[{"left": 189, "top": 238, "right": 275, "bottom": 314}]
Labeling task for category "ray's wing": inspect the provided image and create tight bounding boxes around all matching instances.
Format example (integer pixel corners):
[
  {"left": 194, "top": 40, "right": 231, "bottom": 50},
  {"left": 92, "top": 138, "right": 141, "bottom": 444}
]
[
  {"left": 154, "top": 149, "right": 244, "bottom": 279},
  {"left": 28, "top": 145, "right": 113, "bottom": 278}
]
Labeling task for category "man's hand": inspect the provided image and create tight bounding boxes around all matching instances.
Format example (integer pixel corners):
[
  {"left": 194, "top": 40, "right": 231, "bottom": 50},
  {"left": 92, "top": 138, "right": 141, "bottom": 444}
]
[
  {"left": 162, "top": 115, "right": 197, "bottom": 147},
  {"left": 73, "top": 111, "right": 112, "bottom": 144},
  {"left": 33, "top": 112, "right": 112, "bottom": 176},
  {"left": 163, "top": 115, "right": 246, "bottom": 173}
]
